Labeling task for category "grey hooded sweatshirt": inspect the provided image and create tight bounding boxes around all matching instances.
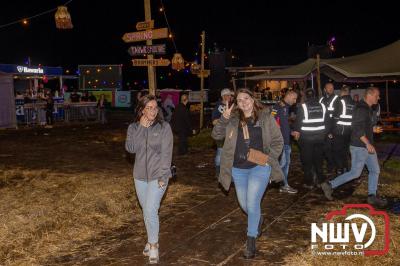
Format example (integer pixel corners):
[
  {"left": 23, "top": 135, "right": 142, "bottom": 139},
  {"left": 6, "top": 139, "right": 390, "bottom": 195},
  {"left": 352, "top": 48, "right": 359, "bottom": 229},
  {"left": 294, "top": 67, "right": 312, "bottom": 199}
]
[{"left": 125, "top": 121, "right": 173, "bottom": 183}]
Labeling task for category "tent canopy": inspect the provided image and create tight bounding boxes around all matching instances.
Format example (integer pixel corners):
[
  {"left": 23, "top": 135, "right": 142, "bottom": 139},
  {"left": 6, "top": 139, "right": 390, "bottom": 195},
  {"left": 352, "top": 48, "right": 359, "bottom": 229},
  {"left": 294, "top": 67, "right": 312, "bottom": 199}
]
[{"left": 246, "top": 40, "right": 400, "bottom": 82}]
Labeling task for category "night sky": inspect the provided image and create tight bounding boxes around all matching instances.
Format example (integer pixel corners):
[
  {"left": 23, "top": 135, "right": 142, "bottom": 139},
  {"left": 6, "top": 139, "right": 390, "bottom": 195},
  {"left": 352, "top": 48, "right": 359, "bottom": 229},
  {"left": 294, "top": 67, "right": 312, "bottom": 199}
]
[{"left": 1, "top": 0, "right": 399, "bottom": 84}]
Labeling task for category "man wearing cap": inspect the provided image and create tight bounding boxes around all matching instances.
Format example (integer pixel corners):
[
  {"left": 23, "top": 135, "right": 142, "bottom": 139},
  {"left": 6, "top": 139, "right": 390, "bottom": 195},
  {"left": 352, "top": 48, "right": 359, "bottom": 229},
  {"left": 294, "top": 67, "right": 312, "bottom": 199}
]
[{"left": 212, "top": 88, "right": 234, "bottom": 177}]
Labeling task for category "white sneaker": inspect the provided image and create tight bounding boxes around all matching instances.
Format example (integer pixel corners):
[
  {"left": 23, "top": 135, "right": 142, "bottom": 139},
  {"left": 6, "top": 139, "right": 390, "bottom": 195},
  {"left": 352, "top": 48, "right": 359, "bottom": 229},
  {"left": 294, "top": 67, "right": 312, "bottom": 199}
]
[
  {"left": 143, "top": 243, "right": 150, "bottom": 256},
  {"left": 149, "top": 246, "right": 159, "bottom": 264},
  {"left": 279, "top": 185, "right": 298, "bottom": 194}
]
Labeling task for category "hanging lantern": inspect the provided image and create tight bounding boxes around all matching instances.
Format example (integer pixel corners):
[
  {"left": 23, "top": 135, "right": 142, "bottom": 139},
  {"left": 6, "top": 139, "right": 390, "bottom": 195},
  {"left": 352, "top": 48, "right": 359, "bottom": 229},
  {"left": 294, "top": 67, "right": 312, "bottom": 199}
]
[
  {"left": 55, "top": 6, "right": 73, "bottom": 29},
  {"left": 171, "top": 53, "right": 185, "bottom": 71}
]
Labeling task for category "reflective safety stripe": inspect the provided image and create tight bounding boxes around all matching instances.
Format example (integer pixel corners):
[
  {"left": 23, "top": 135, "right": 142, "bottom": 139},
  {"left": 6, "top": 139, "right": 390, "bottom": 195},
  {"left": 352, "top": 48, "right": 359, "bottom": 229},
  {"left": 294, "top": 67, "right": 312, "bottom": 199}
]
[
  {"left": 327, "top": 95, "right": 338, "bottom": 111},
  {"left": 337, "top": 121, "right": 352, "bottom": 126},
  {"left": 321, "top": 102, "right": 326, "bottom": 119},
  {"left": 301, "top": 125, "right": 325, "bottom": 131},
  {"left": 339, "top": 99, "right": 352, "bottom": 118},
  {"left": 302, "top": 103, "right": 326, "bottom": 123}
]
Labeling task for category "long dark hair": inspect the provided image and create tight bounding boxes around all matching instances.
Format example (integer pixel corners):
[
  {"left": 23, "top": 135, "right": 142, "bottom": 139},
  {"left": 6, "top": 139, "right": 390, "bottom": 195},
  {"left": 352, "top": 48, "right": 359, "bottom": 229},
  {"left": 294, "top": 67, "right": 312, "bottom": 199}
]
[
  {"left": 234, "top": 88, "right": 265, "bottom": 126},
  {"left": 134, "top": 94, "right": 164, "bottom": 124}
]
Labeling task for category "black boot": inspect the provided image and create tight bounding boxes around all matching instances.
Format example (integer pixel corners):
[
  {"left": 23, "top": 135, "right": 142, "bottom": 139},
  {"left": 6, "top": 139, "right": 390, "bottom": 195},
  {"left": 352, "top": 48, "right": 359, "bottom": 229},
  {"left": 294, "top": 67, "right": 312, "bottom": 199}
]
[
  {"left": 257, "top": 215, "right": 265, "bottom": 238},
  {"left": 243, "top": 236, "right": 256, "bottom": 259}
]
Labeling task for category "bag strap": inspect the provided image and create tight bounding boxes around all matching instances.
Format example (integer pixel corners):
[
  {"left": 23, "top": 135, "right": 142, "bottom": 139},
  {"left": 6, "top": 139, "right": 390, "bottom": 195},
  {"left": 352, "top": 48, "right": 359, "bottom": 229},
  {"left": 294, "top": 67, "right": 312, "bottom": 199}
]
[{"left": 242, "top": 122, "right": 250, "bottom": 140}]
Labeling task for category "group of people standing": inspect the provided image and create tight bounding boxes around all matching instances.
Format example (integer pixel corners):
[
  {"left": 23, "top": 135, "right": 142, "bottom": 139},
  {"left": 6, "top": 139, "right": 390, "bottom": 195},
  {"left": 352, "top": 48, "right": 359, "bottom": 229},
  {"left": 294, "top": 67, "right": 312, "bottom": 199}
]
[{"left": 125, "top": 84, "right": 386, "bottom": 263}]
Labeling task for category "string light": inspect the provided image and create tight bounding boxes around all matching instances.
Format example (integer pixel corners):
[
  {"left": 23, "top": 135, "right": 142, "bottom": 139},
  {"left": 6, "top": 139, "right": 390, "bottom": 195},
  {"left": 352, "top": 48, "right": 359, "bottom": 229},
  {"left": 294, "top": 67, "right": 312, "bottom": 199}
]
[
  {"left": 159, "top": 0, "right": 177, "bottom": 53},
  {"left": 0, "top": 0, "right": 73, "bottom": 30}
]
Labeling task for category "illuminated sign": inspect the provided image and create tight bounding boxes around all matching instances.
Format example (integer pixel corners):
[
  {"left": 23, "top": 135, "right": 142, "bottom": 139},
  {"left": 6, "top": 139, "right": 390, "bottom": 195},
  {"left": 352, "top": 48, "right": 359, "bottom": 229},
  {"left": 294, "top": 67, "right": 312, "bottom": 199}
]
[{"left": 16, "top": 66, "right": 44, "bottom": 74}]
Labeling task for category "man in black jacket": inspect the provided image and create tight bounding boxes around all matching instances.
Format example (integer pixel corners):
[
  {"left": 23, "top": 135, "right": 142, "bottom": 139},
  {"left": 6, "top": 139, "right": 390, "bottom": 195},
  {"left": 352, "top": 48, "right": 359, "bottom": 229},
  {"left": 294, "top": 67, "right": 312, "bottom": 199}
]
[
  {"left": 319, "top": 83, "right": 339, "bottom": 174},
  {"left": 171, "top": 94, "right": 192, "bottom": 155},
  {"left": 293, "top": 89, "right": 328, "bottom": 189},
  {"left": 332, "top": 85, "right": 355, "bottom": 174},
  {"left": 321, "top": 87, "right": 387, "bottom": 207}
]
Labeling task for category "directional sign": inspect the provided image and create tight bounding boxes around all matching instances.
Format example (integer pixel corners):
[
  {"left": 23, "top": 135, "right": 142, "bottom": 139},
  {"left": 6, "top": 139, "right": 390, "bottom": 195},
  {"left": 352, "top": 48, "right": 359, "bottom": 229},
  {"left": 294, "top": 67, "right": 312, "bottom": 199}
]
[
  {"left": 136, "top": 20, "right": 154, "bottom": 31},
  {"left": 128, "top": 44, "right": 166, "bottom": 56},
  {"left": 132, "top": 59, "right": 171, "bottom": 67},
  {"left": 197, "top": 69, "right": 210, "bottom": 78},
  {"left": 122, "top": 28, "right": 168, "bottom": 43}
]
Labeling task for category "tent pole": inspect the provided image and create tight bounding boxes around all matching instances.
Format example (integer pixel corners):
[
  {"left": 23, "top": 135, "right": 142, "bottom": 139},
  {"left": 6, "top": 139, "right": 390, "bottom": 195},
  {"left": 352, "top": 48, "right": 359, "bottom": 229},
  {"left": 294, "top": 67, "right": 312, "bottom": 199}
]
[
  {"left": 231, "top": 76, "right": 237, "bottom": 92},
  {"left": 386, "top": 80, "right": 389, "bottom": 116},
  {"left": 311, "top": 72, "right": 314, "bottom": 90},
  {"left": 316, "top": 54, "right": 322, "bottom": 98}
]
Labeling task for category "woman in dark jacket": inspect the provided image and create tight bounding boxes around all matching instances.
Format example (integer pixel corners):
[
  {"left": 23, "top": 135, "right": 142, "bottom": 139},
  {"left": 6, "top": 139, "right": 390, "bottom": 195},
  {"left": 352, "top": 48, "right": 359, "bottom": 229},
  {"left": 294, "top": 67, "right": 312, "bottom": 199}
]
[
  {"left": 125, "top": 95, "right": 173, "bottom": 264},
  {"left": 212, "top": 88, "right": 284, "bottom": 259}
]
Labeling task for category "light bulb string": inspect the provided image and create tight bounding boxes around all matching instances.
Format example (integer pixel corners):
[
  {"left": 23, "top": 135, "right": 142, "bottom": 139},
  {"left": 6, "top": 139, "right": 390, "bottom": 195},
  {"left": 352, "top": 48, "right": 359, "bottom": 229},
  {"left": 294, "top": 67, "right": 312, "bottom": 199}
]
[
  {"left": 0, "top": 0, "right": 73, "bottom": 30},
  {"left": 160, "top": 0, "right": 178, "bottom": 53}
]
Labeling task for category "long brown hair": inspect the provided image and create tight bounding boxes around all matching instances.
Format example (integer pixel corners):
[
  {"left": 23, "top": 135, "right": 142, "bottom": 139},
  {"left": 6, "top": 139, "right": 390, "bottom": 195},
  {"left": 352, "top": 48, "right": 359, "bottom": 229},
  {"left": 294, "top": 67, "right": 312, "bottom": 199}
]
[
  {"left": 234, "top": 88, "right": 265, "bottom": 126},
  {"left": 134, "top": 94, "right": 163, "bottom": 124}
]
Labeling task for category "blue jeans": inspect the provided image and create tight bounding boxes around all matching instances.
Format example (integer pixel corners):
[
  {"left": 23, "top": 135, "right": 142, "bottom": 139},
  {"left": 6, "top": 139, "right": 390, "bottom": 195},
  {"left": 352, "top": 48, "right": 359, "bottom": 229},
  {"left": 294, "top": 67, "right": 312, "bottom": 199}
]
[
  {"left": 232, "top": 165, "right": 271, "bottom": 237},
  {"left": 279, "top": 144, "right": 291, "bottom": 186},
  {"left": 215, "top": 147, "right": 223, "bottom": 167},
  {"left": 329, "top": 146, "right": 380, "bottom": 195},
  {"left": 134, "top": 178, "right": 168, "bottom": 244}
]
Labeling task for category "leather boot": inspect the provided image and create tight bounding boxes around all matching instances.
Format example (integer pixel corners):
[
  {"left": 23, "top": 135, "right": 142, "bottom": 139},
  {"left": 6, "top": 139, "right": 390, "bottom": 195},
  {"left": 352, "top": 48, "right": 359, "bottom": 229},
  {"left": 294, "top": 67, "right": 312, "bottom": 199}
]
[{"left": 243, "top": 236, "right": 256, "bottom": 259}]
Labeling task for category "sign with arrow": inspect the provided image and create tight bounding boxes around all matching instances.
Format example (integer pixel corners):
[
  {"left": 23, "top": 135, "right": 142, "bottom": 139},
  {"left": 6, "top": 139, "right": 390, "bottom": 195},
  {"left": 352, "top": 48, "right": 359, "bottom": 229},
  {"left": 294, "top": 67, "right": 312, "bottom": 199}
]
[
  {"left": 132, "top": 59, "right": 171, "bottom": 67},
  {"left": 136, "top": 20, "right": 154, "bottom": 31},
  {"left": 128, "top": 44, "right": 166, "bottom": 56},
  {"left": 197, "top": 69, "right": 210, "bottom": 78},
  {"left": 122, "top": 28, "right": 168, "bottom": 43}
]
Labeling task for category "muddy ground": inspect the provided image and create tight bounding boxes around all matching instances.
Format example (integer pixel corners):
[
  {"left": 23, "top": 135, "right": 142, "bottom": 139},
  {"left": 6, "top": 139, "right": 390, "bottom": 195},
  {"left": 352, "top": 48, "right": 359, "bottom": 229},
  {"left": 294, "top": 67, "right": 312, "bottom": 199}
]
[{"left": 0, "top": 110, "right": 399, "bottom": 265}]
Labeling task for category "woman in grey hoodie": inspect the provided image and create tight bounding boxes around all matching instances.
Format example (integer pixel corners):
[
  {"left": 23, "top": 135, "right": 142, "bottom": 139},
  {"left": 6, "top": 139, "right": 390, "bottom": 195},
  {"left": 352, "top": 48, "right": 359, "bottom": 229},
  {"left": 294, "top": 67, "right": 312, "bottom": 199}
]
[{"left": 125, "top": 94, "right": 173, "bottom": 264}]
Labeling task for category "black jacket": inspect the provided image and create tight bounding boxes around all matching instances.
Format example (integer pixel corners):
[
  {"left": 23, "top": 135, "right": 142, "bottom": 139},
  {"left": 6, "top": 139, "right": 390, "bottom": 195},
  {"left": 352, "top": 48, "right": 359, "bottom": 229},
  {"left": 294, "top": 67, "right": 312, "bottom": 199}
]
[
  {"left": 350, "top": 100, "right": 375, "bottom": 148},
  {"left": 320, "top": 93, "right": 339, "bottom": 134},
  {"left": 294, "top": 98, "right": 329, "bottom": 141},
  {"left": 333, "top": 95, "right": 355, "bottom": 136},
  {"left": 171, "top": 103, "right": 192, "bottom": 136}
]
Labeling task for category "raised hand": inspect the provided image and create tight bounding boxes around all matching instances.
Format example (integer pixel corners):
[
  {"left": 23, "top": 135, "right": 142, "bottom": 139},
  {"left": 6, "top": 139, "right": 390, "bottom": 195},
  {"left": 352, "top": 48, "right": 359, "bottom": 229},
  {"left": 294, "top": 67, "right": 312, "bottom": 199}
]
[
  {"left": 140, "top": 115, "right": 151, "bottom": 128},
  {"left": 222, "top": 101, "right": 235, "bottom": 119}
]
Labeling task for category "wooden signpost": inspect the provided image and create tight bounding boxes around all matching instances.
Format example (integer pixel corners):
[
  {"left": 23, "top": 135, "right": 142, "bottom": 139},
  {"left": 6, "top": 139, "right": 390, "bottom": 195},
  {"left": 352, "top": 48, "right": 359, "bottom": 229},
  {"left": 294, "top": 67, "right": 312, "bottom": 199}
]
[
  {"left": 122, "top": 0, "right": 170, "bottom": 95},
  {"left": 197, "top": 69, "right": 210, "bottom": 78}
]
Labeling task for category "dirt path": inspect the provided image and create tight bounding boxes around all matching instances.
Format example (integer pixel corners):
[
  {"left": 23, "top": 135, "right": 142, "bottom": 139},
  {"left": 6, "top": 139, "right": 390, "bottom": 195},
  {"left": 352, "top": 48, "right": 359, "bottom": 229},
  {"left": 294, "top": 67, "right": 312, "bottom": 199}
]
[
  {"left": 1, "top": 113, "right": 398, "bottom": 265},
  {"left": 44, "top": 146, "right": 330, "bottom": 266}
]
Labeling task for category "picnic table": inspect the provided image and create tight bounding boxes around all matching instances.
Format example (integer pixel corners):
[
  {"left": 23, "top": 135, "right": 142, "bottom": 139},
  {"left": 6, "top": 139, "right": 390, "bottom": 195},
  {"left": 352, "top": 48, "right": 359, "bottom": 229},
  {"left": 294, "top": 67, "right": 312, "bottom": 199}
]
[{"left": 381, "top": 116, "right": 400, "bottom": 132}]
